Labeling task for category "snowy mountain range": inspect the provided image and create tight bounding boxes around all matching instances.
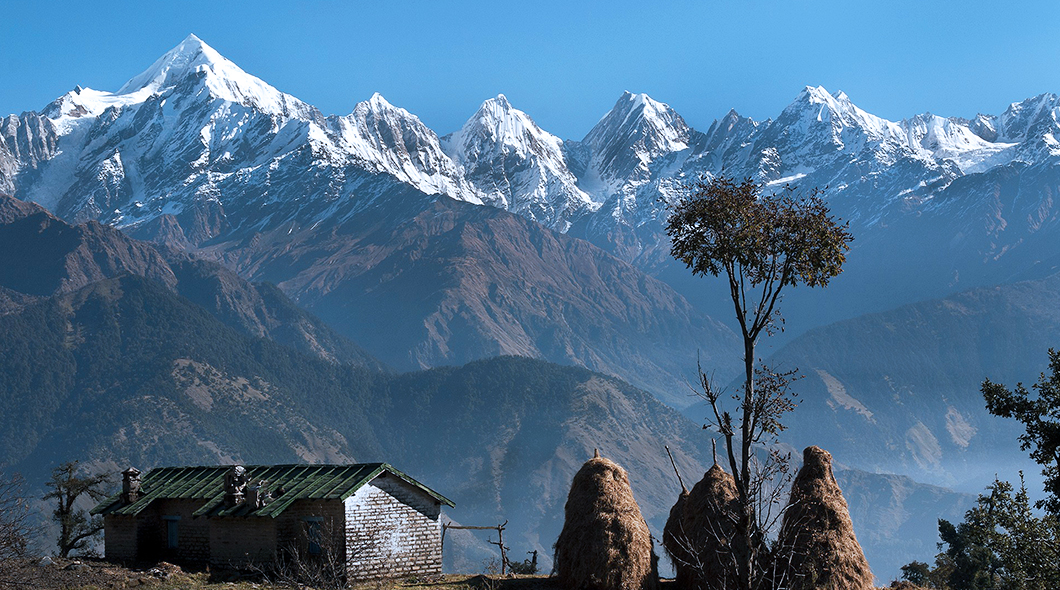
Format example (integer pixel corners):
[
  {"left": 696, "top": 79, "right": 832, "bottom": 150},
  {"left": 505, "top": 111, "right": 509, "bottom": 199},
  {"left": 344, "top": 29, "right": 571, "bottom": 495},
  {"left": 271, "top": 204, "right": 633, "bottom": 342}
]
[
  {"left": 4, "top": 36, "right": 1057, "bottom": 298},
  {"left": 3, "top": 33, "right": 1060, "bottom": 394},
  {"left": 4, "top": 33, "right": 1051, "bottom": 238},
  {"left": 0, "top": 35, "right": 595, "bottom": 235}
]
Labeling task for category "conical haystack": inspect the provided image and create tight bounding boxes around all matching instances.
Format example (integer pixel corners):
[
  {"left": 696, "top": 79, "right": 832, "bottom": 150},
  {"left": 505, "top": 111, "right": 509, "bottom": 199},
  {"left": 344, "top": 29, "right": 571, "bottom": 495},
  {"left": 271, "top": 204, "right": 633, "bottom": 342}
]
[
  {"left": 663, "top": 463, "right": 739, "bottom": 590},
  {"left": 776, "top": 446, "right": 873, "bottom": 590},
  {"left": 554, "top": 451, "right": 658, "bottom": 590},
  {"left": 662, "top": 489, "right": 691, "bottom": 582}
]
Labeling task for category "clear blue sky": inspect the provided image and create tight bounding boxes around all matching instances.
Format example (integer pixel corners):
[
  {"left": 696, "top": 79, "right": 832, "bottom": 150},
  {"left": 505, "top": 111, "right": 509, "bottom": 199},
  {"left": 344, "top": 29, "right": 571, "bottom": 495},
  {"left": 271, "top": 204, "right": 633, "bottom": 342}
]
[{"left": 2, "top": 0, "right": 1058, "bottom": 139}]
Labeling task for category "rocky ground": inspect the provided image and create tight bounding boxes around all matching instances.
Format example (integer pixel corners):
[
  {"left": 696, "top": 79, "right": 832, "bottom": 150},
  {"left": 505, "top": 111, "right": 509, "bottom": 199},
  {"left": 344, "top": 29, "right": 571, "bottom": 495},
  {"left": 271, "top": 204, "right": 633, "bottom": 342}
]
[
  {"left": 0, "top": 558, "right": 563, "bottom": 590},
  {"left": 0, "top": 558, "right": 191, "bottom": 589},
  {"left": 0, "top": 558, "right": 911, "bottom": 590}
]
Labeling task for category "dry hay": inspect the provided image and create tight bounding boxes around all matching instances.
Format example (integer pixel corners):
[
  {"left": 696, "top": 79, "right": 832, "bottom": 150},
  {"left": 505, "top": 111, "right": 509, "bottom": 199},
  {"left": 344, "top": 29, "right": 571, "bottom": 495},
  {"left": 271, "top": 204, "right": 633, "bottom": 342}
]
[
  {"left": 776, "top": 446, "right": 873, "bottom": 590},
  {"left": 662, "top": 489, "right": 691, "bottom": 583},
  {"left": 662, "top": 463, "right": 740, "bottom": 590},
  {"left": 554, "top": 451, "right": 658, "bottom": 590}
]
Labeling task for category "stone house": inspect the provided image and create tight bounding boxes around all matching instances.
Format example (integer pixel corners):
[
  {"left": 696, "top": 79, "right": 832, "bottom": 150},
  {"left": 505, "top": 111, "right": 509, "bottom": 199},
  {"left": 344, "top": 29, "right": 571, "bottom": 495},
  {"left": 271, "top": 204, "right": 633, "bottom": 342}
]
[{"left": 91, "top": 463, "right": 454, "bottom": 579}]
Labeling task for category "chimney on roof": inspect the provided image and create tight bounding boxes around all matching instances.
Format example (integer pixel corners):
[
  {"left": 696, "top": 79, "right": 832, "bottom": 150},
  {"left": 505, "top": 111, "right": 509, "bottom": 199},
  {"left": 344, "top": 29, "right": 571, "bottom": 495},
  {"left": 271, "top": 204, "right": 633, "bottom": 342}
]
[
  {"left": 246, "top": 480, "right": 269, "bottom": 509},
  {"left": 224, "top": 465, "right": 247, "bottom": 508},
  {"left": 121, "top": 467, "right": 142, "bottom": 503}
]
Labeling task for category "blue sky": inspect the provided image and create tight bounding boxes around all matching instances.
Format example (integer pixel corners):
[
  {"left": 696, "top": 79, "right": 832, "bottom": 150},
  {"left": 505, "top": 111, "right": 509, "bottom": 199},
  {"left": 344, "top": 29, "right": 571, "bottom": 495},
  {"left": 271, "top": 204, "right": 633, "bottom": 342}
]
[{"left": 2, "top": 0, "right": 1058, "bottom": 139}]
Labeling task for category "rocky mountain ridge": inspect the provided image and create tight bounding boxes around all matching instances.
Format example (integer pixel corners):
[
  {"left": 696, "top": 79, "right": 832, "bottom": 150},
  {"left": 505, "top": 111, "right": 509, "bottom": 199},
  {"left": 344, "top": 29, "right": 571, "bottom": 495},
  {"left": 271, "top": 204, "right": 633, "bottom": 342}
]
[{"left": 0, "top": 193, "right": 381, "bottom": 367}]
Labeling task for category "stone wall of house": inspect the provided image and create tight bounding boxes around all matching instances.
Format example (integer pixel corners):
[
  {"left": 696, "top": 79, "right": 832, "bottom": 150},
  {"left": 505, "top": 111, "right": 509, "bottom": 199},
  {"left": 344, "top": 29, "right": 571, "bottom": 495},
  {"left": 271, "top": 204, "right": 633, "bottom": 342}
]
[
  {"left": 155, "top": 499, "right": 211, "bottom": 563},
  {"left": 343, "top": 474, "right": 443, "bottom": 580},
  {"left": 208, "top": 517, "right": 278, "bottom": 568},
  {"left": 105, "top": 500, "right": 210, "bottom": 564},
  {"left": 103, "top": 516, "right": 138, "bottom": 563},
  {"left": 275, "top": 499, "right": 346, "bottom": 560}
]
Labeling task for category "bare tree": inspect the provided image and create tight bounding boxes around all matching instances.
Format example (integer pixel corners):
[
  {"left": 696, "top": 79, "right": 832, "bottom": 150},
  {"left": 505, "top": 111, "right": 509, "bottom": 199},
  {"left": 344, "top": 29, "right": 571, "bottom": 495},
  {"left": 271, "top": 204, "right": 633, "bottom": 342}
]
[
  {"left": 261, "top": 516, "right": 393, "bottom": 589},
  {"left": 666, "top": 175, "right": 852, "bottom": 590},
  {"left": 43, "top": 461, "right": 110, "bottom": 558},
  {"left": 0, "top": 472, "right": 33, "bottom": 562},
  {"left": 268, "top": 517, "right": 348, "bottom": 589}
]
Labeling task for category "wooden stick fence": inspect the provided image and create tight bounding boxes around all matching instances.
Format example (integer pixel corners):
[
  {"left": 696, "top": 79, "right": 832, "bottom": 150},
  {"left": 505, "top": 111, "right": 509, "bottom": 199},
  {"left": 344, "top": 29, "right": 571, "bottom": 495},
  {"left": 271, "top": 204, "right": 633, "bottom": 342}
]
[{"left": 442, "top": 520, "right": 510, "bottom": 575}]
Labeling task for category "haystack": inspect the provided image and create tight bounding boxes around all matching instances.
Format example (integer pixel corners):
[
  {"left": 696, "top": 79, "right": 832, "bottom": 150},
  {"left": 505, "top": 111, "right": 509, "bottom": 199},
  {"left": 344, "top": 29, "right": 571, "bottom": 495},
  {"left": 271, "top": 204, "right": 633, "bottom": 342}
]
[
  {"left": 662, "top": 489, "right": 691, "bottom": 582},
  {"left": 662, "top": 463, "right": 739, "bottom": 590},
  {"left": 776, "top": 446, "right": 873, "bottom": 590},
  {"left": 554, "top": 451, "right": 658, "bottom": 590}
]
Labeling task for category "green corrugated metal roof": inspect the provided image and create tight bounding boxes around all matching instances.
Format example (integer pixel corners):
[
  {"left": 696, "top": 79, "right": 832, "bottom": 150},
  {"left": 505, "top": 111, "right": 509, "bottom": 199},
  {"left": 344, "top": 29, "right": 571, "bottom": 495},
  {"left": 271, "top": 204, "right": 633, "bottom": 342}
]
[{"left": 92, "top": 463, "right": 454, "bottom": 518}]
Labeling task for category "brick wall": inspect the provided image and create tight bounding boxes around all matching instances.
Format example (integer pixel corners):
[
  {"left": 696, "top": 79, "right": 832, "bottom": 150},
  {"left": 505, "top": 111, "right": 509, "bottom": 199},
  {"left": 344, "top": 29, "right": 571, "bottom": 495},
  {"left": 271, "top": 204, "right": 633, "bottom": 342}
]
[
  {"left": 105, "top": 499, "right": 210, "bottom": 564},
  {"left": 103, "top": 516, "right": 137, "bottom": 563},
  {"left": 275, "top": 499, "right": 345, "bottom": 556},
  {"left": 343, "top": 474, "right": 443, "bottom": 580},
  {"left": 156, "top": 500, "right": 210, "bottom": 563},
  {"left": 208, "top": 517, "right": 278, "bottom": 568}
]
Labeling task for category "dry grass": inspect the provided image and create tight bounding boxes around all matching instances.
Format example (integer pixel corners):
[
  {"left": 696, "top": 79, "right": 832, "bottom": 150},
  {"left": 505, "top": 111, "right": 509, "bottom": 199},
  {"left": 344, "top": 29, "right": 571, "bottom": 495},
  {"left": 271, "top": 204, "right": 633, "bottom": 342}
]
[
  {"left": 775, "top": 446, "right": 873, "bottom": 590},
  {"left": 554, "top": 453, "right": 658, "bottom": 590}
]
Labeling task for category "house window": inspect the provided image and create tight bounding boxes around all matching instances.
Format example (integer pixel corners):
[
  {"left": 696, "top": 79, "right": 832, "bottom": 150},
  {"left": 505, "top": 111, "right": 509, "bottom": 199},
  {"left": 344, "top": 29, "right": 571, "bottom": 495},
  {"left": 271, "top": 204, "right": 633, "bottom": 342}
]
[
  {"left": 304, "top": 517, "right": 323, "bottom": 555},
  {"left": 163, "top": 516, "right": 180, "bottom": 549}
]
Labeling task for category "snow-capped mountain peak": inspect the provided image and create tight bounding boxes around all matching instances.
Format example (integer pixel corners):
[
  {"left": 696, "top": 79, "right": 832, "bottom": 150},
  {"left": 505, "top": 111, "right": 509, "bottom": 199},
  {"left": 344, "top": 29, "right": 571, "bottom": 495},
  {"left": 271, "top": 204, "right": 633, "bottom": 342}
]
[
  {"left": 41, "top": 34, "right": 317, "bottom": 135},
  {"left": 573, "top": 91, "right": 695, "bottom": 210},
  {"left": 783, "top": 85, "right": 902, "bottom": 142},
  {"left": 488, "top": 93, "right": 512, "bottom": 110},
  {"left": 329, "top": 93, "right": 475, "bottom": 200},
  {"left": 753, "top": 86, "right": 1025, "bottom": 182},
  {"left": 585, "top": 91, "right": 691, "bottom": 154},
  {"left": 351, "top": 92, "right": 408, "bottom": 120},
  {"left": 117, "top": 34, "right": 223, "bottom": 95},
  {"left": 441, "top": 94, "right": 593, "bottom": 228},
  {"left": 447, "top": 94, "right": 564, "bottom": 162},
  {"left": 897, "top": 112, "right": 1012, "bottom": 171},
  {"left": 997, "top": 93, "right": 1060, "bottom": 142},
  {"left": 365, "top": 92, "right": 393, "bottom": 111},
  {"left": 114, "top": 34, "right": 315, "bottom": 120}
]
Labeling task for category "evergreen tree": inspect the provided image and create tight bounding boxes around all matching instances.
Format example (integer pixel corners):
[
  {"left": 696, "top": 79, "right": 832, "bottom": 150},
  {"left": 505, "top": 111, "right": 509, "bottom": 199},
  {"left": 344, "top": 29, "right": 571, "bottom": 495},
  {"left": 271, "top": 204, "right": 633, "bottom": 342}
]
[
  {"left": 982, "top": 349, "right": 1060, "bottom": 514},
  {"left": 904, "top": 476, "right": 1059, "bottom": 590}
]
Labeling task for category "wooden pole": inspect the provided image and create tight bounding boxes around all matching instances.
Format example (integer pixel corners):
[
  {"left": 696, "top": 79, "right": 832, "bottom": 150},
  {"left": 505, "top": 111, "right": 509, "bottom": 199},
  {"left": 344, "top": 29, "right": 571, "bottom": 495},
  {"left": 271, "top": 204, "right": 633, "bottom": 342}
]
[
  {"left": 665, "top": 445, "right": 687, "bottom": 493},
  {"left": 484, "top": 520, "right": 509, "bottom": 575},
  {"left": 451, "top": 520, "right": 510, "bottom": 575},
  {"left": 498, "top": 522, "right": 507, "bottom": 575}
]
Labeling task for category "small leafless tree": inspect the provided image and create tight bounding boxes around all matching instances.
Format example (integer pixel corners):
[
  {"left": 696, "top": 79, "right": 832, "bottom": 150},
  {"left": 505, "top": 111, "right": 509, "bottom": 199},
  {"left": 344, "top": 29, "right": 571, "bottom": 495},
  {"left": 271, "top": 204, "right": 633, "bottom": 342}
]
[
  {"left": 667, "top": 373, "right": 796, "bottom": 589},
  {"left": 266, "top": 517, "right": 348, "bottom": 589},
  {"left": 258, "top": 516, "right": 392, "bottom": 589},
  {"left": 0, "top": 472, "right": 34, "bottom": 562},
  {"left": 667, "top": 494, "right": 816, "bottom": 590}
]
